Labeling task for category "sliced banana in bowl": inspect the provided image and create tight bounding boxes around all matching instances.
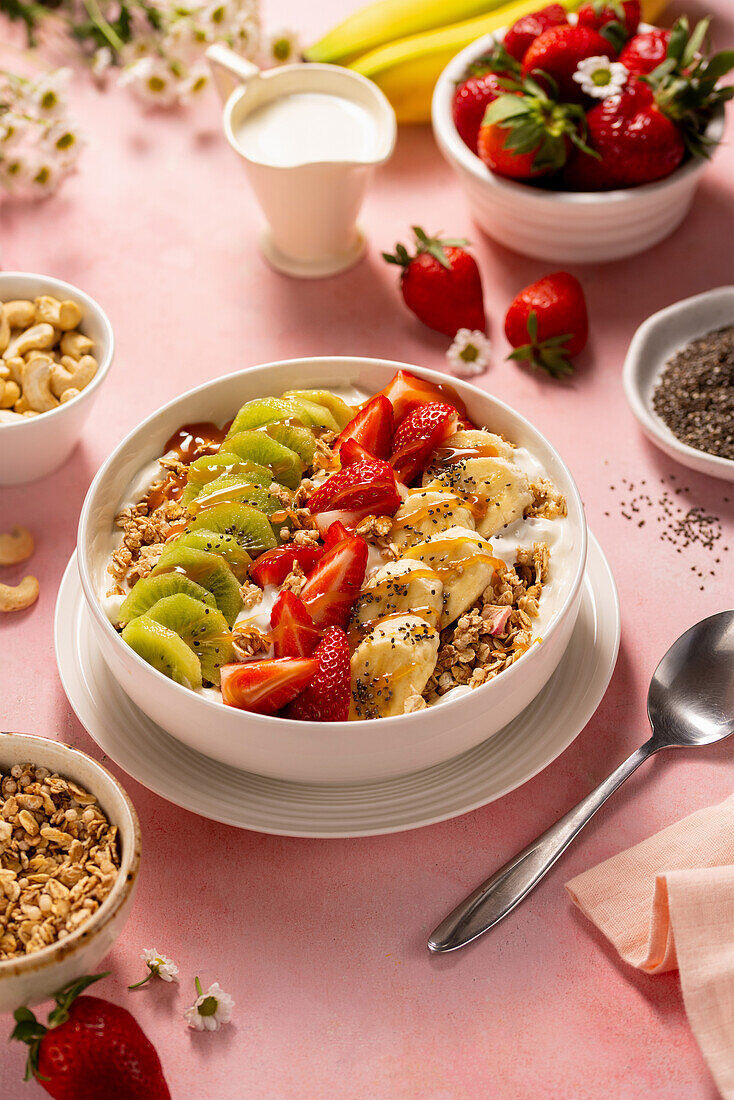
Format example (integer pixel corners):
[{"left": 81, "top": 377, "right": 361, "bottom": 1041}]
[
  {"left": 404, "top": 525, "right": 501, "bottom": 628},
  {"left": 351, "top": 558, "right": 443, "bottom": 633},
  {"left": 350, "top": 613, "right": 440, "bottom": 720},
  {"left": 390, "top": 488, "right": 476, "bottom": 549}
]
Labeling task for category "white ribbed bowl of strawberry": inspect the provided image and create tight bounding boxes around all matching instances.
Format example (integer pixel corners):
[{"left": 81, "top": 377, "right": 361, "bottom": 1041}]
[
  {"left": 76, "top": 358, "right": 587, "bottom": 785},
  {"left": 432, "top": 6, "right": 731, "bottom": 262}
]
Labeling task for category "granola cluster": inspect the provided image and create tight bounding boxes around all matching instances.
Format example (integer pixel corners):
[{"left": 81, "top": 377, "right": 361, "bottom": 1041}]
[
  {"left": 0, "top": 763, "right": 121, "bottom": 960},
  {"left": 423, "top": 541, "right": 550, "bottom": 704},
  {"left": 107, "top": 493, "right": 185, "bottom": 593}
]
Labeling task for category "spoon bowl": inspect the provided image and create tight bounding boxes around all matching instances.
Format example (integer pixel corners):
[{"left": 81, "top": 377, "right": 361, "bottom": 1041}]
[{"left": 648, "top": 610, "right": 734, "bottom": 749}]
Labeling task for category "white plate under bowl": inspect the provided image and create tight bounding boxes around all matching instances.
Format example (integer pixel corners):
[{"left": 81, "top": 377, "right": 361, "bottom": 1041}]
[
  {"left": 54, "top": 534, "right": 619, "bottom": 838},
  {"left": 622, "top": 286, "right": 734, "bottom": 482}
]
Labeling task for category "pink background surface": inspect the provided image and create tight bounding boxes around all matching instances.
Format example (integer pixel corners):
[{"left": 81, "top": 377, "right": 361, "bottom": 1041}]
[{"left": 1, "top": 0, "right": 734, "bottom": 1094}]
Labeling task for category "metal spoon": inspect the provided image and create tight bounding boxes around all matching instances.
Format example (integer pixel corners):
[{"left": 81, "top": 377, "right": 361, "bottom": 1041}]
[{"left": 428, "top": 610, "right": 734, "bottom": 954}]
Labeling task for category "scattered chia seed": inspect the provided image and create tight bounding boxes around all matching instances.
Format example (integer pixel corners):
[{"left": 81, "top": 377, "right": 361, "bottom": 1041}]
[{"left": 652, "top": 325, "right": 734, "bottom": 460}]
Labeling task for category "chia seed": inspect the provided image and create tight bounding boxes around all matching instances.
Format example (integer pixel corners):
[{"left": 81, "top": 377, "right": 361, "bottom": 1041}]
[{"left": 652, "top": 325, "right": 734, "bottom": 460}]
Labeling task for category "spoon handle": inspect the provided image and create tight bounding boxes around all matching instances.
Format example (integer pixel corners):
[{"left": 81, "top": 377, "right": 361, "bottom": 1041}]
[{"left": 428, "top": 740, "right": 655, "bottom": 954}]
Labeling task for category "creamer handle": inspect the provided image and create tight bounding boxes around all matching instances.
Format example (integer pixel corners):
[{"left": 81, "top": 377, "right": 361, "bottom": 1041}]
[{"left": 205, "top": 44, "right": 260, "bottom": 105}]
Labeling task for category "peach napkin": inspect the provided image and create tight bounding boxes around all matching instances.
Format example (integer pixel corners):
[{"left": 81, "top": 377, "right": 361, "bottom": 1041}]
[{"left": 566, "top": 794, "right": 734, "bottom": 1099}]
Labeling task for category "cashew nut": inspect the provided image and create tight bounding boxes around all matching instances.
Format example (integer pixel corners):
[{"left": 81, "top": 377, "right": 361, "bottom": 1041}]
[
  {"left": 60, "top": 387, "right": 80, "bottom": 404},
  {"left": 0, "top": 380, "right": 20, "bottom": 409},
  {"left": 0, "top": 305, "right": 9, "bottom": 355},
  {"left": 50, "top": 354, "right": 98, "bottom": 399},
  {"left": 0, "top": 526, "right": 34, "bottom": 566},
  {"left": 3, "top": 300, "right": 35, "bottom": 329},
  {"left": 13, "top": 394, "right": 31, "bottom": 414},
  {"left": 59, "top": 330, "right": 93, "bottom": 359},
  {"left": 4, "top": 323, "right": 56, "bottom": 361},
  {"left": 0, "top": 409, "right": 25, "bottom": 424},
  {"left": 34, "top": 295, "right": 83, "bottom": 331},
  {"left": 3, "top": 357, "right": 24, "bottom": 386},
  {"left": 21, "top": 354, "right": 58, "bottom": 413},
  {"left": 0, "top": 576, "right": 39, "bottom": 612}
]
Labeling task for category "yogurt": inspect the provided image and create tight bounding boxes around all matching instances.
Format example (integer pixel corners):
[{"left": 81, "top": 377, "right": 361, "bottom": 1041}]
[{"left": 234, "top": 92, "right": 380, "bottom": 168}]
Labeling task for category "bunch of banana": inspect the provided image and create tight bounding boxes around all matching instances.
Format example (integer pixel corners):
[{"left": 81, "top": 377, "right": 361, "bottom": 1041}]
[{"left": 304, "top": 0, "right": 669, "bottom": 124}]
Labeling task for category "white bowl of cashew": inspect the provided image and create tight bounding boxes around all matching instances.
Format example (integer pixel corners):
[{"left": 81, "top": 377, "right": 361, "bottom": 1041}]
[{"left": 0, "top": 272, "right": 114, "bottom": 486}]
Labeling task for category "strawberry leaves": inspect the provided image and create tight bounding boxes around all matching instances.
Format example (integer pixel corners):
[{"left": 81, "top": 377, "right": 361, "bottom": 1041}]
[
  {"left": 12, "top": 973, "right": 109, "bottom": 1082},
  {"left": 383, "top": 227, "right": 469, "bottom": 271},
  {"left": 507, "top": 310, "right": 576, "bottom": 378}
]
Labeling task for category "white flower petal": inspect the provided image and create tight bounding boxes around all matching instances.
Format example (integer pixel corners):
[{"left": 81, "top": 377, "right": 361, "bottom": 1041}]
[{"left": 446, "top": 329, "right": 492, "bottom": 377}]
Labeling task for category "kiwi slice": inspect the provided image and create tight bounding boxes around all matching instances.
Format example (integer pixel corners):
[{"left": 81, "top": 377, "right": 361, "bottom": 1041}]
[
  {"left": 122, "top": 616, "right": 202, "bottom": 690},
  {"left": 284, "top": 390, "right": 354, "bottom": 430},
  {"left": 183, "top": 454, "right": 272, "bottom": 505},
  {"left": 170, "top": 531, "right": 252, "bottom": 581},
  {"left": 145, "top": 594, "right": 234, "bottom": 686},
  {"left": 118, "top": 573, "right": 216, "bottom": 624},
  {"left": 223, "top": 431, "right": 303, "bottom": 489},
  {"left": 152, "top": 545, "right": 243, "bottom": 628},
  {"left": 186, "top": 473, "right": 284, "bottom": 517},
  {"left": 227, "top": 397, "right": 298, "bottom": 437},
  {"left": 186, "top": 502, "right": 278, "bottom": 556},
  {"left": 284, "top": 397, "right": 339, "bottom": 432},
  {"left": 265, "top": 422, "right": 317, "bottom": 465}
]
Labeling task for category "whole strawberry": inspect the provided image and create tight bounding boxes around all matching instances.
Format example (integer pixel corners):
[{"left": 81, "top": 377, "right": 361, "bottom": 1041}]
[
  {"left": 285, "top": 626, "right": 351, "bottom": 721},
  {"left": 618, "top": 27, "right": 670, "bottom": 74},
  {"left": 12, "top": 974, "right": 171, "bottom": 1100},
  {"left": 453, "top": 71, "right": 507, "bottom": 153},
  {"left": 522, "top": 24, "right": 617, "bottom": 102},
  {"left": 581, "top": 81, "right": 685, "bottom": 187},
  {"left": 383, "top": 228, "right": 485, "bottom": 337},
  {"left": 577, "top": 0, "right": 640, "bottom": 38},
  {"left": 478, "top": 77, "right": 591, "bottom": 180},
  {"left": 505, "top": 272, "right": 588, "bottom": 377},
  {"left": 503, "top": 3, "right": 568, "bottom": 62}
]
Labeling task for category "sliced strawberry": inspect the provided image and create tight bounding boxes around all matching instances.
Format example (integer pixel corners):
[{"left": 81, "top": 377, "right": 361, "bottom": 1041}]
[
  {"left": 249, "top": 544, "right": 323, "bottom": 588},
  {"left": 221, "top": 657, "right": 317, "bottom": 714},
  {"left": 339, "top": 436, "right": 376, "bottom": 466},
  {"left": 270, "top": 591, "right": 321, "bottom": 659},
  {"left": 334, "top": 394, "right": 394, "bottom": 460},
  {"left": 391, "top": 402, "right": 459, "bottom": 485},
  {"left": 285, "top": 627, "right": 351, "bottom": 722},
  {"left": 376, "top": 369, "right": 467, "bottom": 421},
  {"left": 323, "top": 520, "right": 351, "bottom": 549},
  {"left": 308, "top": 458, "right": 400, "bottom": 517},
  {"left": 300, "top": 536, "right": 368, "bottom": 629}
]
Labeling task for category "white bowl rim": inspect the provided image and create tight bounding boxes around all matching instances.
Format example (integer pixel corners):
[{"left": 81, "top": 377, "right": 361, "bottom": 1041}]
[
  {"left": 621, "top": 285, "right": 734, "bottom": 475},
  {"left": 0, "top": 271, "right": 114, "bottom": 432},
  {"left": 431, "top": 18, "right": 726, "bottom": 203},
  {"left": 77, "top": 355, "right": 588, "bottom": 732},
  {"left": 0, "top": 732, "right": 141, "bottom": 979}
]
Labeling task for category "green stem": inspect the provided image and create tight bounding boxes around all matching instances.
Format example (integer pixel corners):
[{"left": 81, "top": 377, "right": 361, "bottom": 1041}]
[
  {"left": 194, "top": 976, "right": 203, "bottom": 997},
  {"left": 81, "top": 0, "right": 125, "bottom": 53},
  {"left": 128, "top": 968, "right": 155, "bottom": 990}
]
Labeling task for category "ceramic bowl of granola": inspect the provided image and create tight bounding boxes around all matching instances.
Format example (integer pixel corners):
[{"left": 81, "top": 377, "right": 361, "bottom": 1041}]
[
  {"left": 0, "top": 272, "right": 114, "bottom": 487},
  {"left": 0, "top": 732, "right": 140, "bottom": 1012},
  {"left": 76, "top": 357, "right": 587, "bottom": 784}
]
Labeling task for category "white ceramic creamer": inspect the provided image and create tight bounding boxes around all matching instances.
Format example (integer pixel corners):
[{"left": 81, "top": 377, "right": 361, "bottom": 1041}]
[{"left": 206, "top": 46, "right": 397, "bottom": 278}]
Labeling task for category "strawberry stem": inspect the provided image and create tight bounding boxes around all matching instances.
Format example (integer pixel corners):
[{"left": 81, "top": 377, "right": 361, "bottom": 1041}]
[
  {"left": 382, "top": 227, "right": 469, "bottom": 271},
  {"left": 507, "top": 311, "right": 576, "bottom": 378}
]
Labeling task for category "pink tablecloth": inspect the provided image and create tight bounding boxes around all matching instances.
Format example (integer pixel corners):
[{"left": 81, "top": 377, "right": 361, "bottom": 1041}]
[{"left": 1, "top": 0, "right": 734, "bottom": 1094}]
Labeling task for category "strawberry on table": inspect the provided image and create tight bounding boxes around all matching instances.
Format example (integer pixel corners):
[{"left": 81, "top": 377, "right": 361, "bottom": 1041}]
[
  {"left": 618, "top": 28, "right": 670, "bottom": 74},
  {"left": 300, "top": 535, "right": 368, "bottom": 630},
  {"left": 503, "top": 3, "right": 568, "bottom": 62},
  {"left": 12, "top": 973, "right": 171, "bottom": 1100},
  {"left": 478, "top": 77, "right": 591, "bottom": 180},
  {"left": 334, "top": 394, "right": 394, "bottom": 461},
  {"left": 221, "top": 657, "right": 318, "bottom": 713},
  {"left": 577, "top": 0, "right": 640, "bottom": 38},
  {"left": 391, "top": 402, "right": 459, "bottom": 485},
  {"left": 521, "top": 24, "right": 617, "bottom": 102},
  {"left": 383, "top": 228, "right": 486, "bottom": 337},
  {"left": 505, "top": 272, "right": 588, "bottom": 378},
  {"left": 270, "top": 590, "right": 320, "bottom": 659},
  {"left": 249, "top": 544, "right": 323, "bottom": 588},
  {"left": 284, "top": 627, "right": 351, "bottom": 722}
]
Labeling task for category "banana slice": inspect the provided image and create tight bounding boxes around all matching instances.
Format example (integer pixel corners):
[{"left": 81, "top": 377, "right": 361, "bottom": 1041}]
[
  {"left": 444, "top": 429, "right": 515, "bottom": 462},
  {"left": 350, "top": 614, "right": 439, "bottom": 720},
  {"left": 424, "top": 454, "right": 532, "bottom": 540},
  {"left": 391, "top": 488, "right": 476, "bottom": 548},
  {"left": 352, "top": 558, "right": 443, "bottom": 632},
  {"left": 404, "top": 525, "right": 501, "bottom": 627}
]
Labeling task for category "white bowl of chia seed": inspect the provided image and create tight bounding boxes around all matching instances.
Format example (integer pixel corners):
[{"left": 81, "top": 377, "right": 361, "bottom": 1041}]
[{"left": 623, "top": 286, "right": 734, "bottom": 482}]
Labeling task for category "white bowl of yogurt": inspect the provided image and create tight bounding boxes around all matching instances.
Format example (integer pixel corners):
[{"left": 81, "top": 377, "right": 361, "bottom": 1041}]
[{"left": 76, "top": 358, "right": 587, "bottom": 784}]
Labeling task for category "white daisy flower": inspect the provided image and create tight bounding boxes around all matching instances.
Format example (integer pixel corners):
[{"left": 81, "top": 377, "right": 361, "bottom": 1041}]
[
  {"left": 264, "top": 28, "right": 300, "bottom": 66},
  {"left": 184, "top": 978, "right": 235, "bottom": 1031},
  {"left": 118, "top": 58, "right": 181, "bottom": 108},
  {"left": 31, "top": 68, "right": 71, "bottom": 116},
  {"left": 446, "top": 329, "right": 492, "bottom": 377},
  {"left": 91, "top": 47, "right": 114, "bottom": 81},
  {"left": 572, "top": 57, "right": 629, "bottom": 99},
  {"left": 129, "top": 948, "right": 180, "bottom": 988}
]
